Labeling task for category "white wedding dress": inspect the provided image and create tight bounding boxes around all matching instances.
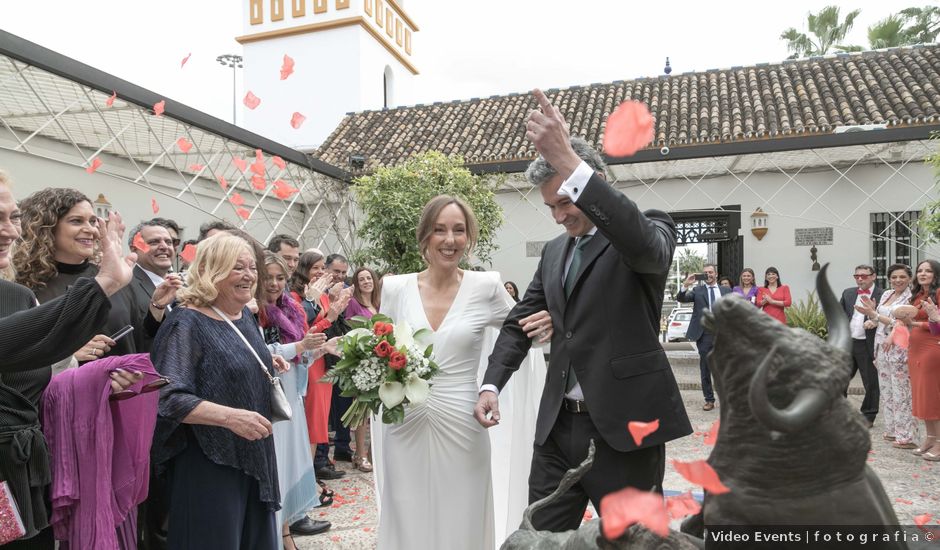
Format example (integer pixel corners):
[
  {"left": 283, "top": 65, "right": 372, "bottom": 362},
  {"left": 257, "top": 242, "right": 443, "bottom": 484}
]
[{"left": 372, "top": 271, "right": 546, "bottom": 549}]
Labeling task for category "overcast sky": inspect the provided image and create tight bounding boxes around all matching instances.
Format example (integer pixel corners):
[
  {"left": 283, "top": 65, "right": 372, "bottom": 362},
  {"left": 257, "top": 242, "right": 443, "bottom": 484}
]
[{"left": 2, "top": 0, "right": 912, "bottom": 123}]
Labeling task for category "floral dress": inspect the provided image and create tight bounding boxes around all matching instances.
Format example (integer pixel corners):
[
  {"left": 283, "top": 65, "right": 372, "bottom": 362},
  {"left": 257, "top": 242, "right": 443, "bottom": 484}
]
[{"left": 873, "top": 287, "right": 917, "bottom": 443}]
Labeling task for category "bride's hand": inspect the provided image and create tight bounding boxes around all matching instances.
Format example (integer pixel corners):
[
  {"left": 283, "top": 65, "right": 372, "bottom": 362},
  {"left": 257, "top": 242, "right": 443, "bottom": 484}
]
[
  {"left": 473, "top": 391, "right": 500, "bottom": 428},
  {"left": 520, "top": 310, "right": 553, "bottom": 344}
]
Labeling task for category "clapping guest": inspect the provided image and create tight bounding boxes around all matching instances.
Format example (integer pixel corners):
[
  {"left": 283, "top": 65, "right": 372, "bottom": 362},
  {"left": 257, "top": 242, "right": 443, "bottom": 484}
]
[
  {"left": 14, "top": 188, "right": 171, "bottom": 361},
  {"left": 905, "top": 260, "right": 940, "bottom": 461},
  {"left": 757, "top": 267, "right": 791, "bottom": 323},
  {"left": 259, "top": 252, "right": 332, "bottom": 546},
  {"left": 151, "top": 233, "right": 282, "bottom": 549},
  {"left": 344, "top": 267, "right": 381, "bottom": 473},
  {"left": 732, "top": 268, "right": 759, "bottom": 305},
  {"left": 504, "top": 281, "right": 520, "bottom": 302}
]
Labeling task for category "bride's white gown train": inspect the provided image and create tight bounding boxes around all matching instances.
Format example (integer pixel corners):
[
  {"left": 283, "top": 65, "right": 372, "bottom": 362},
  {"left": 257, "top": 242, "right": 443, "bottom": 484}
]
[{"left": 372, "top": 271, "right": 546, "bottom": 549}]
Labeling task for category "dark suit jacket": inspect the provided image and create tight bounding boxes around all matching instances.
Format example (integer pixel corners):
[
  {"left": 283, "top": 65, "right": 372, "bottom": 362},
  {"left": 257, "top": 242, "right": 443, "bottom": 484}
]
[
  {"left": 839, "top": 285, "right": 884, "bottom": 358},
  {"left": 485, "top": 173, "right": 692, "bottom": 453},
  {"left": 676, "top": 284, "right": 732, "bottom": 342},
  {"left": 129, "top": 265, "right": 158, "bottom": 353}
]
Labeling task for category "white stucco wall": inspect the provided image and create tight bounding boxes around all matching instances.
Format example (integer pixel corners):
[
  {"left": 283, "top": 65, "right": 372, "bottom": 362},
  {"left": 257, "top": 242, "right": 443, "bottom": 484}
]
[{"left": 485, "top": 160, "right": 940, "bottom": 300}]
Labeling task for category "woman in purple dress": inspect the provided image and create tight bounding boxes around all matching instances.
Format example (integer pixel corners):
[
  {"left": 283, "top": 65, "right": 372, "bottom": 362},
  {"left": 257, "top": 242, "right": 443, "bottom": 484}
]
[
  {"left": 343, "top": 267, "right": 381, "bottom": 472},
  {"left": 732, "top": 267, "right": 759, "bottom": 306}
]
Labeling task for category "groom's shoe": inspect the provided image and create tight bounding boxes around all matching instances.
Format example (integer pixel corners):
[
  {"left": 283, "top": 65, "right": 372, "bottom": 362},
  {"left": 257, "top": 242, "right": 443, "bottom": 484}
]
[
  {"left": 289, "top": 516, "right": 331, "bottom": 536},
  {"left": 315, "top": 463, "right": 346, "bottom": 480}
]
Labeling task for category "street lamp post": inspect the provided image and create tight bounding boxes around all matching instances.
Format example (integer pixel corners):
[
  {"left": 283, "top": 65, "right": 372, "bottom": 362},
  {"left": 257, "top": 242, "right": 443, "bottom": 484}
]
[{"left": 216, "top": 54, "right": 243, "bottom": 124}]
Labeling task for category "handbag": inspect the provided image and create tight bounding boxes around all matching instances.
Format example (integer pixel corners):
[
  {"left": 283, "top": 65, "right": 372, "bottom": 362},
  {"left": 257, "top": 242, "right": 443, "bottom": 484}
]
[
  {"left": 0, "top": 481, "right": 25, "bottom": 544},
  {"left": 210, "top": 306, "right": 292, "bottom": 423}
]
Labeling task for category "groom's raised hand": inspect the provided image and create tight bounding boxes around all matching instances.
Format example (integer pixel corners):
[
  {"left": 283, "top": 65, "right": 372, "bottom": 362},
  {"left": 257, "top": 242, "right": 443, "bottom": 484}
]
[
  {"left": 474, "top": 391, "right": 500, "bottom": 428},
  {"left": 526, "top": 89, "right": 580, "bottom": 180}
]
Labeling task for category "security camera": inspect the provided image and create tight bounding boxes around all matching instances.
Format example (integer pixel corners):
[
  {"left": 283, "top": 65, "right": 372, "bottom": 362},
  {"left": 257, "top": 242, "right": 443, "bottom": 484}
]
[{"left": 660, "top": 146, "right": 670, "bottom": 156}]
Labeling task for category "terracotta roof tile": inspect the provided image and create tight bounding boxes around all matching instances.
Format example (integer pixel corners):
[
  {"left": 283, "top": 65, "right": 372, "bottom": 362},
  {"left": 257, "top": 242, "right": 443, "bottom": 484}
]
[{"left": 316, "top": 45, "right": 940, "bottom": 173}]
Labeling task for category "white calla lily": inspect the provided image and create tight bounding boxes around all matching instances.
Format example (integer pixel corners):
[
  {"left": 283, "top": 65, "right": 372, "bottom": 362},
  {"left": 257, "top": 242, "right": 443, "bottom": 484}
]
[
  {"left": 378, "top": 381, "right": 406, "bottom": 408},
  {"left": 404, "top": 374, "right": 430, "bottom": 404},
  {"left": 346, "top": 327, "right": 373, "bottom": 340},
  {"left": 393, "top": 321, "right": 414, "bottom": 348}
]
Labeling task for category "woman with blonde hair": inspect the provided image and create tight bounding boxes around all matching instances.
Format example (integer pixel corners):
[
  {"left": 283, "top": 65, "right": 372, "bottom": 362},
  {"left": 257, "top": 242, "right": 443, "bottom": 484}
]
[
  {"left": 151, "top": 233, "right": 285, "bottom": 549},
  {"left": 343, "top": 266, "right": 381, "bottom": 472}
]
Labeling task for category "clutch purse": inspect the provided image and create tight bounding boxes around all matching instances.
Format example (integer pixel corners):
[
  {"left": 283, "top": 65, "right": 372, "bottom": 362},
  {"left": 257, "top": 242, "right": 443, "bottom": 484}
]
[
  {"left": 211, "top": 306, "right": 292, "bottom": 423},
  {"left": 0, "top": 481, "right": 25, "bottom": 544}
]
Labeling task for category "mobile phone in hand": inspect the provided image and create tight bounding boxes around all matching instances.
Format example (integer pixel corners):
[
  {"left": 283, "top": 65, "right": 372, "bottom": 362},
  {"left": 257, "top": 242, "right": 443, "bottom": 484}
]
[
  {"left": 694, "top": 273, "right": 707, "bottom": 282},
  {"left": 109, "top": 325, "right": 134, "bottom": 342}
]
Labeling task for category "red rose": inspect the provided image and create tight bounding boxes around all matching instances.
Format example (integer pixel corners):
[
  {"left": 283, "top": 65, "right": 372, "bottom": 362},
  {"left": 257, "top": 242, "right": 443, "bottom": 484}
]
[
  {"left": 373, "top": 322, "right": 394, "bottom": 336},
  {"left": 389, "top": 351, "right": 407, "bottom": 370},
  {"left": 374, "top": 340, "right": 393, "bottom": 358}
]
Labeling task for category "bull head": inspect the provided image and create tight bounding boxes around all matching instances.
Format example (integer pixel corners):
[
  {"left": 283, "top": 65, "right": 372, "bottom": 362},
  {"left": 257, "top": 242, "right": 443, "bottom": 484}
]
[{"left": 748, "top": 264, "right": 848, "bottom": 433}]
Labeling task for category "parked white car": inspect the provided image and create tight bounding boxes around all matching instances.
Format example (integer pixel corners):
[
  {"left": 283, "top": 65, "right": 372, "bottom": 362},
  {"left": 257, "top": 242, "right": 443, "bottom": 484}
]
[{"left": 666, "top": 309, "right": 693, "bottom": 342}]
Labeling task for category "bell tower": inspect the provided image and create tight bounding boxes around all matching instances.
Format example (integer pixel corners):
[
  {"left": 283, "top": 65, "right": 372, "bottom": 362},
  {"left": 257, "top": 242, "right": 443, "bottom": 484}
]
[{"left": 237, "top": 0, "right": 418, "bottom": 150}]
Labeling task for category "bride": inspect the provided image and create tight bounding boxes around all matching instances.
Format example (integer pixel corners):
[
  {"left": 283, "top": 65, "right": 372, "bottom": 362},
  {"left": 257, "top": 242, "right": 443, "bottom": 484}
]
[{"left": 373, "top": 195, "right": 551, "bottom": 549}]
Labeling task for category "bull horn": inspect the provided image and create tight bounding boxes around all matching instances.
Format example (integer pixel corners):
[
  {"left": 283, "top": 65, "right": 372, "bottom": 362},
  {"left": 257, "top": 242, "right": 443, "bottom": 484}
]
[
  {"left": 749, "top": 343, "right": 829, "bottom": 433},
  {"left": 817, "top": 263, "right": 850, "bottom": 354}
]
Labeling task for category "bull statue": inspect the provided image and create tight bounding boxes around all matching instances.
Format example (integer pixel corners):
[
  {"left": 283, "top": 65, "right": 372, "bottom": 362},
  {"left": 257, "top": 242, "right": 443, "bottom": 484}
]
[{"left": 696, "top": 264, "right": 905, "bottom": 543}]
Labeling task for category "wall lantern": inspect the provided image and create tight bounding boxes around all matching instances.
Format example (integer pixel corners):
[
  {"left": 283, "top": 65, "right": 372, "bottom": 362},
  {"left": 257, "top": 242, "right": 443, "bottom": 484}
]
[
  {"left": 93, "top": 193, "right": 112, "bottom": 219},
  {"left": 750, "top": 207, "right": 768, "bottom": 240}
]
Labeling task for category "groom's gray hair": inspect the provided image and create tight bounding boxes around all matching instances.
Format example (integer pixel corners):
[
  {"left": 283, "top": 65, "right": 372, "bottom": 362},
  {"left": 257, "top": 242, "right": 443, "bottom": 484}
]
[{"left": 524, "top": 137, "right": 608, "bottom": 186}]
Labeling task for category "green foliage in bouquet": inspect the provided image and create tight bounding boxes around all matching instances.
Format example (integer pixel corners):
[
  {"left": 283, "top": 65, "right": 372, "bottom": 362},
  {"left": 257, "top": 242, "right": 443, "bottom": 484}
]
[
  {"left": 786, "top": 291, "right": 829, "bottom": 339},
  {"left": 321, "top": 313, "right": 440, "bottom": 427},
  {"left": 352, "top": 151, "right": 503, "bottom": 274}
]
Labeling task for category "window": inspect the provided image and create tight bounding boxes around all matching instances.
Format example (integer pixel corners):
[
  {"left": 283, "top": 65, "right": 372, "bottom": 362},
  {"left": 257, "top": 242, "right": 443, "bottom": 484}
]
[
  {"left": 383, "top": 65, "right": 394, "bottom": 109},
  {"left": 871, "top": 210, "right": 921, "bottom": 288}
]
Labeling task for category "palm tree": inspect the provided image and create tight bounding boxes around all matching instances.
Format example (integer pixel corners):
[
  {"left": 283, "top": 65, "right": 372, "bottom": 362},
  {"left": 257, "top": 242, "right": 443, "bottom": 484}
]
[
  {"left": 868, "top": 15, "right": 906, "bottom": 49},
  {"left": 898, "top": 6, "right": 940, "bottom": 44},
  {"left": 781, "top": 5, "right": 863, "bottom": 59}
]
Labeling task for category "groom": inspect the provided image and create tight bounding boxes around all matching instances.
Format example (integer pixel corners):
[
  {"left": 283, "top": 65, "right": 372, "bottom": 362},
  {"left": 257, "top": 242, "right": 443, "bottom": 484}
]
[{"left": 475, "top": 90, "right": 692, "bottom": 532}]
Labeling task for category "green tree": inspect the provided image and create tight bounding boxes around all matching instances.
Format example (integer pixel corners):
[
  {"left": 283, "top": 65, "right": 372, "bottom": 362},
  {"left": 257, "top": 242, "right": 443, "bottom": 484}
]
[
  {"left": 920, "top": 132, "right": 940, "bottom": 243},
  {"left": 676, "top": 248, "right": 705, "bottom": 278},
  {"left": 868, "top": 15, "right": 907, "bottom": 49},
  {"left": 352, "top": 151, "right": 502, "bottom": 274},
  {"left": 899, "top": 6, "right": 940, "bottom": 43},
  {"left": 780, "top": 5, "right": 863, "bottom": 59}
]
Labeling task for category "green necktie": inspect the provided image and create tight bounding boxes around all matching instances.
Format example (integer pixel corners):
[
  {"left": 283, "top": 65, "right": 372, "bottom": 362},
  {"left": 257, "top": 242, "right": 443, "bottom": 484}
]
[
  {"left": 564, "top": 234, "right": 592, "bottom": 298},
  {"left": 564, "top": 234, "right": 592, "bottom": 393}
]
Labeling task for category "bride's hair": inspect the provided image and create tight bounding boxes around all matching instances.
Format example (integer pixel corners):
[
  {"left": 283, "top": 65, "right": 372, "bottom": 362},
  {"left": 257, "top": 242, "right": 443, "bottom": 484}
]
[{"left": 416, "top": 195, "right": 479, "bottom": 262}]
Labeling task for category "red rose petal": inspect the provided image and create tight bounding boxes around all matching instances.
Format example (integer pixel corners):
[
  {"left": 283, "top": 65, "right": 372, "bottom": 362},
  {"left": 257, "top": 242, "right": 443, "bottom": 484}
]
[
  {"left": 180, "top": 52, "right": 191, "bottom": 68},
  {"left": 599, "top": 486, "right": 669, "bottom": 540},
  {"left": 189, "top": 164, "right": 205, "bottom": 172},
  {"left": 273, "top": 179, "right": 299, "bottom": 199},
  {"left": 105, "top": 91, "right": 116, "bottom": 107},
  {"left": 665, "top": 491, "right": 701, "bottom": 520},
  {"left": 704, "top": 419, "right": 720, "bottom": 446},
  {"left": 583, "top": 509, "right": 593, "bottom": 522},
  {"left": 671, "top": 459, "right": 730, "bottom": 494},
  {"left": 243, "top": 91, "right": 261, "bottom": 110},
  {"left": 180, "top": 243, "right": 197, "bottom": 264},
  {"left": 603, "top": 100, "right": 654, "bottom": 157},
  {"left": 280, "top": 54, "right": 295, "bottom": 80},
  {"left": 218, "top": 176, "right": 229, "bottom": 190},
  {"left": 290, "top": 112, "right": 306, "bottom": 129},
  {"left": 363, "top": 527, "right": 371, "bottom": 532},
  {"left": 233, "top": 157, "right": 248, "bottom": 172},
  {"left": 132, "top": 232, "right": 150, "bottom": 253},
  {"left": 153, "top": 100, "right": 165, "bottom": 116},
  {"left": 151, "top": 198, "right": 159, "bottom": 214},
  {"left": 331, "top": 535, "right": 340, "bottom": 541},
  {"left": 229, "top": 192, "right": 245, "bottom": 206},
  {"left": 251, "top": 175, "right": 266, "bottom": 190},
  {"left": 272, "top": 155, "right": 286, "bottom": 170},
  {"left": 176, "top": 137, "right": 193, "bottom": 153},
  {"left": 85, "top": 158, "right": 102, "bottom": 174},
  {"left": 895, "top": 498, "right": 913, "bottom": 505},
  {"left": 236, "top": 207, "right": 251, "bottom": 220},
  {"left": 627, "top": 419, "right": 660, "bottom": 447},
  {"left": 914, "top": 513, "right": 932, "bottom": 527}
]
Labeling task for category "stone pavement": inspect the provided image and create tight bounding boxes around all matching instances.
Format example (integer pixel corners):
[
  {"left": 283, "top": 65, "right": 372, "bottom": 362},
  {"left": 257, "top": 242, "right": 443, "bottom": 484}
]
[{"left": 294, "top": 379, "right": 938, "bottom": 548}]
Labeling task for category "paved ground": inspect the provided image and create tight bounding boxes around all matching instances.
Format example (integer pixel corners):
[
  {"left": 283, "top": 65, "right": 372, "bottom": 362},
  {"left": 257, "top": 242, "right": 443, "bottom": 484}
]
[{"left": 293, "top": 358, "right": 939, "bottom": 549}]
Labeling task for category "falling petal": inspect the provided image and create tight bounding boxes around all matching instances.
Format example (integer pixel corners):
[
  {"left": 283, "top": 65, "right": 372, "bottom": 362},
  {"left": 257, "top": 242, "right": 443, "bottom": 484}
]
[
  {"left": 243, "top": 91, "right": 261, "bottom": 110},
  {"left": 151, "top": 198, "right": 159, "bottom": 214},
  {"left": 85, "top": 158, "right": 102, "bottom": 174},
  {"left": 105, "top": 91, "right": 116, "bottom": 107},
  {"left": 272, "top": 155, "right": 286, "bottom": 170},
  {"left": 132, "top": 232, "right": 150, "bottom": 253},
  {"left": 704, "top": 419, "right": 720, "bottom": 446},
  {"left": 180, "top": 243, "right": 197, "bottom": 264},
  {"left": 599, "top": 486, "right": 669, "bottom": 539},
  {"left": 671, "top": 460, "right": 730, "bottom": 494},
  {"left": 153, "top": 100, "right": 165, "bottom": 116},
  {"left": 273, "top": 179, "right": 299, "bottom": 199},
  {"left": 251, "top": 175, "right": 266, "bottom": 190},
  {"left": 627, "top": 419, "right": 660, "bottom": 447},
  {"left": 280, "top": 54, "right": 295, "bottom": 80},
  {"left": 189, "top": 164, "right": 205, "bottom": 172},
  {"left": 176, "top": 137, "right": 193, "bottom": 153},
  {"left": 180, "top": 52, "right": 192, "bottom": 68},
  {"left": 229, "top": 193, "right": 245, "bottom": 206},
  {"left": 290, "top": 112, "right": 306, "bottom": 129},
  {"left": 218, "top": 176, "right": 229, "bottom": 190},
  {"left": 603, "top": 100, "right": 654, "bottom": 157},
  {"left": 233, "top": 157, "right": 248, "bottom": 172},
  {"left": 236, "top": 207, "right": 251, "bottom": 220},
  {"left": 665, "top": 491, "right": 701, "bottom": 520}
]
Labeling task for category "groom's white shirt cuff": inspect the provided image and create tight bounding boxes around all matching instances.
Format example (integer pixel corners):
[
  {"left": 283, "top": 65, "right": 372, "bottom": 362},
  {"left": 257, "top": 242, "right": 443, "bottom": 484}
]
[
  {"left": 480, "top": 383, "right": 499, "bottom": 396},
  {"left": 557, "top": 161, "right": 594, "bottom": 202}
]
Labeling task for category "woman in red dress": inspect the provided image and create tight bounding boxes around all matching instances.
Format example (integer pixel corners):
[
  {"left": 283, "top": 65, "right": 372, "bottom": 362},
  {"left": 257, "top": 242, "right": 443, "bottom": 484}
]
[
  {"left": 757, "top": 266, "right": 791, "bottom": 324},
  {"left": 907, "top": 259, "right": 940, "bottom": 461}
]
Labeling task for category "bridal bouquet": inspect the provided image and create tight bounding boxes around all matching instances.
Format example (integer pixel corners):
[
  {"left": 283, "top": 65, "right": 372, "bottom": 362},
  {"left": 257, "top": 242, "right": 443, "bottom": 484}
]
[{"left": 321, "top": 314, "right": 440, "bottom": 426}]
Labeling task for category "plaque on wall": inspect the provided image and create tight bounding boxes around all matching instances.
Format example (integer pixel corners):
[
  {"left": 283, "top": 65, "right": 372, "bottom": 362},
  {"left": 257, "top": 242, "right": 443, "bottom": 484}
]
[{"left": 794, "top": 227, "right": 833, "bottom": 246}]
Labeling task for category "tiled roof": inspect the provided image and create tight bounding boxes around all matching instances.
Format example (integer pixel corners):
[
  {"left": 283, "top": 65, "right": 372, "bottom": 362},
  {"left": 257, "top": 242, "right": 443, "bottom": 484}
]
[{"left": 316, "top": 45, "right": 940, "bottom": 173}]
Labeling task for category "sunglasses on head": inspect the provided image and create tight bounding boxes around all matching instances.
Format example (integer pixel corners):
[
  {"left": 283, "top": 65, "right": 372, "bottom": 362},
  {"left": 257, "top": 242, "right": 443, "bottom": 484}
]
[{"left": 109, "top": 371, "right": 171, "bottom": 401}]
